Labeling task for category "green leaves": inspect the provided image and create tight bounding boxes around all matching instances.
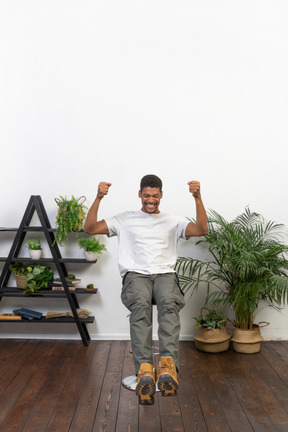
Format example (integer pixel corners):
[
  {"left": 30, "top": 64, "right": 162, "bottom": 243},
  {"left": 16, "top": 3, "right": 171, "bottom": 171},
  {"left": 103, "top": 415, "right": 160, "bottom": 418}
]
[
  {"left": 10, "top": 262, "right": 54, "bottom": 295},
  {"left": 77, "top": 237, "right": 107, "bottom": 254},
  {"left": 26, "top": 240, "right": 42, "bottom": 250},
  {"left": 176, "top": 207, "right": 288, "bottom": 329},
  {"left": 18, "top": 264, "right": 54, "bottom": 295},
  {"left": 54, "top": 195, "right": 88, "bottom": 246},
  {"left": 194, "top": 309, "right": 228, "bottom": 330}
]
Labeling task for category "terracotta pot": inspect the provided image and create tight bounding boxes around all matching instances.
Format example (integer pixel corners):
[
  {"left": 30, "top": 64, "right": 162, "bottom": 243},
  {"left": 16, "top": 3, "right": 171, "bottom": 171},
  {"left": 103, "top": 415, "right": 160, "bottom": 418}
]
[
  {"left": 194, "top": 326, "right": 231, "bottom": 353},
  {"left": 231, "top": 325, "right": 264, "bottom": 354}
]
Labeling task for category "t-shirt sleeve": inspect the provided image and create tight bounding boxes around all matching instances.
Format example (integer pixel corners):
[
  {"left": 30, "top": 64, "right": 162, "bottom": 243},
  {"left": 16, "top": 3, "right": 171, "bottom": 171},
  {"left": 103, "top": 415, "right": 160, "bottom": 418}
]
[
  {"left": 177, "top": 217, "right": 190, "bottom": 239},
  {"left": 105, "top": 215, "right": 120, "bottom": 237}
]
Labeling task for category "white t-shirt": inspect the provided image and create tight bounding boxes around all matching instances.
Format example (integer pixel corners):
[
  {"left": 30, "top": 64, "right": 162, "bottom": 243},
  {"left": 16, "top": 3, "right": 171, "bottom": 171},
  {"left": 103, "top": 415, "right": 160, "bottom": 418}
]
[{"left": 105, "top": 210, "right": 189, "bottom": 277}]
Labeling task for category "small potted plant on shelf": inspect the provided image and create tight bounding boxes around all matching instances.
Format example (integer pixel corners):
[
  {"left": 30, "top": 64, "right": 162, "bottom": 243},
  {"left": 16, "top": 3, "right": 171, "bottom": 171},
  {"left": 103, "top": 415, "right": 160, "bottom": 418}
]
[
  {"left": 24, "top": 264, "right": 54, "bottom": 295},
  {"left": 9, "top": 262, "right": 54, "bottom": 294},
  {"left": 193, "top": 308, "right": 231, "bottom": 353},
  {"left": 26, "top": 239, "right": 42, "bottom": 259},
  {"left": 9, "top": 262, "right": 28, "bottom": 289},
  {"left": 77, "top": 237, "right": 107, "bottom": 261},
  {"left": 176, "top": 207, "right": 288, "bottom": 354},
  {"left": 54, "top": 195, "right": 88, "bottom": 246}
]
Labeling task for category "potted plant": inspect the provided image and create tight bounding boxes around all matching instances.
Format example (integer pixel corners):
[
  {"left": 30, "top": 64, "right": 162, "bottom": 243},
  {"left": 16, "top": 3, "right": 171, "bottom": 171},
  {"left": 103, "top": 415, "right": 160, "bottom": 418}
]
[
  {"left": 77, "top": 237, "right": 107, "bottom": 261},
  {"left": 54, "top": 195, "right": 88, "bottom": 246},
  {"left": 175, "top": 207, "right": 288, "bottom": 353},
  {"left": 24, "top": 264, "right": 54, "bottom": 295},
  {"left": 193, "top": 308, "right": 231, "bottom": 353},
  {"left": 26, "top": 239, "right": 42, "bottom": 259},
  {"left": 9, "top": 262, "right": 54, "bottom": 294},
  {"left": 9, "top": 262, "right": 29, "bottom": 289}
]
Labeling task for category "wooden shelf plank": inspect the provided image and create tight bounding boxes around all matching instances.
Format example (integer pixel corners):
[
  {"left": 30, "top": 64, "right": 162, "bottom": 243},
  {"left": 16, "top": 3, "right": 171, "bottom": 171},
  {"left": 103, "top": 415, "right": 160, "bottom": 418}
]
[
  {"left": 0, "top": 316, "right": 95, "bottom": 323},
  {"left": 0, "top": 287, "right": 98, "bottom": 297},
  {"left": 1, "top": 257, "right": 97, "bottom": 264}
]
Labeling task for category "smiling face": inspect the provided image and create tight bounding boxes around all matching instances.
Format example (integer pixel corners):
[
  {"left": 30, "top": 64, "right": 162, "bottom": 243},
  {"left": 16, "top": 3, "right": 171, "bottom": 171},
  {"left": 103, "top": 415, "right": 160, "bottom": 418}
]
[{"left": 139, "top": 187, "right": 163, "bottom": 214}]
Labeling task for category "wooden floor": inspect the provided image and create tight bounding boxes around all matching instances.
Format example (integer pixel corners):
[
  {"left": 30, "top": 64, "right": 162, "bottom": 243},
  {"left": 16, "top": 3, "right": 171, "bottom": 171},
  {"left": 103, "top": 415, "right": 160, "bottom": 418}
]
[{"left": 0, "top": 340, "right": 288, "bottom": 432}]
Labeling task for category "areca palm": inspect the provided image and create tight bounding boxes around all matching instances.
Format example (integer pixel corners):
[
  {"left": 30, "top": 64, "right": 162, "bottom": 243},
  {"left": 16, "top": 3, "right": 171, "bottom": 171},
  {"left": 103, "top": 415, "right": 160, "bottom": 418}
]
[{"left": 175, "top": 208, "right": 288, "bottom": 329}]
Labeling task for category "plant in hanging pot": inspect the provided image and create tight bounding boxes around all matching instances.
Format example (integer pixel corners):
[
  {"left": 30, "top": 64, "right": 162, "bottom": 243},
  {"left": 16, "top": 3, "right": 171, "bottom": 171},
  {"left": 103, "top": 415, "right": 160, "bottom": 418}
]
[
  {"left": 26, "top": 239, "right": 42, "bottom": 259},
  {"left": 175, "top": 207, "right": 288, "bottom": 354},
  {"left": 193, "top": 308, "right": 231, "bottom": 353},
  {"left": 77, "top": 237, "right": 107, "bottom": 261},
  {"left": 54, "top": 195, "right": 88, "bottom": 246}
]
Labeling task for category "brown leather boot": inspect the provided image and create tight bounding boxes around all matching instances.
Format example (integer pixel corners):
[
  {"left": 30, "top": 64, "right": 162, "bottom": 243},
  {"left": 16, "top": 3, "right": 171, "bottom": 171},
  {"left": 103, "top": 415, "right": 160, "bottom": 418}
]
[
  {"left": 157, "top": 356, "right": 178, "bottom": 397},
  {"left": 135, "top": 363, "right": 156, "bottom": 405}
]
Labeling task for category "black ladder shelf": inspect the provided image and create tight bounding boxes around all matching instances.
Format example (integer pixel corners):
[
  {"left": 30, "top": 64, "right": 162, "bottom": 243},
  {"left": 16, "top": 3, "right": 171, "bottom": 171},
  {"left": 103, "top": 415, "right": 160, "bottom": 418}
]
[{"left": 0, "top": 195, "right": 97, "bottom": 346}]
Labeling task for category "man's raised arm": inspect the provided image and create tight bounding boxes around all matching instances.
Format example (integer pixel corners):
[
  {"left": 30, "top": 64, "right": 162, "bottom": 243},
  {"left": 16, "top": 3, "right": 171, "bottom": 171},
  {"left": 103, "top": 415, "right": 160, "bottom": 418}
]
[
  {"left": 185, "top": 180, "right": 208, "bottom": 238},
  {"left": 83, "top": 182, "right": 112, "bottom": 235}
]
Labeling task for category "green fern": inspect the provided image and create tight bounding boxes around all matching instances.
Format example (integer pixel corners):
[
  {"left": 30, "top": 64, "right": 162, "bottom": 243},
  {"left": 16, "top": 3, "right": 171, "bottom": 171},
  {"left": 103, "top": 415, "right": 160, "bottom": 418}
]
[{"left": 54, "top": 195, "right": 88, "bottom": 246}]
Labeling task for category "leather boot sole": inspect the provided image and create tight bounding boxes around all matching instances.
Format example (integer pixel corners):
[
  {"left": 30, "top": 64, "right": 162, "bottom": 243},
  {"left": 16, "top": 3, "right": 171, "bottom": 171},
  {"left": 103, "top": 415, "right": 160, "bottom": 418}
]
[
  {"left": 158, "top": 374, "right": 178, "bottom": 397},
  {"left": 136, "top": 376, "right": 156, "bottom": 405}
]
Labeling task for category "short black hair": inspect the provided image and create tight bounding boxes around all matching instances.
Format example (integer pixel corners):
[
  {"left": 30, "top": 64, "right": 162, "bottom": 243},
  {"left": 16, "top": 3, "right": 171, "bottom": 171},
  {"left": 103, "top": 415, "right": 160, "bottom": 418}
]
[{"left": 140, "top": 174, "right": 163, "bottom": 191}]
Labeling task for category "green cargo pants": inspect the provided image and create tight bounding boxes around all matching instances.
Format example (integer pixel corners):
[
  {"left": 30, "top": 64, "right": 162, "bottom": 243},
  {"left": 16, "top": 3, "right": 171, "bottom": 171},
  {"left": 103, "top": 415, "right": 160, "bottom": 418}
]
[{"left": 121, "top": 272, "right": 185, "bottom": 374}]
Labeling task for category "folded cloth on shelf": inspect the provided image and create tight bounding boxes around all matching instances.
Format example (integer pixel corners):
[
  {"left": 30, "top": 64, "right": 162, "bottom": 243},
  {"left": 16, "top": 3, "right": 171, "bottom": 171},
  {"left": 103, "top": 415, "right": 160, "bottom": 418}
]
[{"left": 46, "top": 308, "right": 92, "bottom": 319}]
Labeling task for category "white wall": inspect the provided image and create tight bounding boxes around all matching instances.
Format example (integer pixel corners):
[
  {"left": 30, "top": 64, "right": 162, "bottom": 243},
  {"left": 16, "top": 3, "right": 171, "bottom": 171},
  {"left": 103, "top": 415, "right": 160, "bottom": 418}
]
[{"left": 1, "top": 0, "right": 288, "bottom": 341}]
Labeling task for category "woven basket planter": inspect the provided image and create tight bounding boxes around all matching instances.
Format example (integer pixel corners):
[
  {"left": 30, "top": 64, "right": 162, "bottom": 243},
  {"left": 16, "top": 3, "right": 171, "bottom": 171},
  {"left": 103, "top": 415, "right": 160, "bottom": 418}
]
[
  {"left": 15, "top": 274, "right": 26, "bottom": 289},
  {"left": 231, "top": 325, "right": 264, "bottom": 354},
  {"left": 194, "top": 326, "right": 231, "bottom": 353}
]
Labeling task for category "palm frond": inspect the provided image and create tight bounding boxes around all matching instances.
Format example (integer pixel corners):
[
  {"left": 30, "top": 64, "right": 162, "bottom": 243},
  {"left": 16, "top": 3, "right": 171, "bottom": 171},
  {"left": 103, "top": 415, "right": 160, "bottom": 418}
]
[{"left": 176, "top": 207, "right": 288, "bottom": 329}]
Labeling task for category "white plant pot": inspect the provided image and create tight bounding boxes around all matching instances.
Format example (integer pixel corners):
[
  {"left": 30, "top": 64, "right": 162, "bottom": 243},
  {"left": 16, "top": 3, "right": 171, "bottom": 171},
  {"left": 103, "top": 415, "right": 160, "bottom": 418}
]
[
  {"left": 85, "top": 251, "right": 98, "bottom": 261},
  {"left": 29, "top": 249, "right": 42, "bottom": 259}
]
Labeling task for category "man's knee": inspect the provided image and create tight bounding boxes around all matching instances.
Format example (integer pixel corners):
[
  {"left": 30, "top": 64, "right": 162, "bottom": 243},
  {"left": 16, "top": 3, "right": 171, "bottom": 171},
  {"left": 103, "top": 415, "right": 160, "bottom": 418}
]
[{"left": 130, "top": 301, "right": 151, "bottom": 325}]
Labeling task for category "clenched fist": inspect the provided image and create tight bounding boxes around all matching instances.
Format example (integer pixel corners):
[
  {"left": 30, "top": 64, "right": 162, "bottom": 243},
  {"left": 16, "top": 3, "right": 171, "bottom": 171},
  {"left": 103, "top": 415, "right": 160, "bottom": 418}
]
[
  {"left": 188, "top": 181, "right": 201, "bottom": 198},
  {"left": 97, "top": 182, "right": 112, "bottom": 200}
]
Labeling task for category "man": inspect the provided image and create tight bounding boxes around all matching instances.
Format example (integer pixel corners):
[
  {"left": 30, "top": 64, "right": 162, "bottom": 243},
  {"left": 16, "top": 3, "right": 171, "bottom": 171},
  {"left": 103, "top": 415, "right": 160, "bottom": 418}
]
[{"left": 84, "top": 175, "right": 208, "bottom": 405}]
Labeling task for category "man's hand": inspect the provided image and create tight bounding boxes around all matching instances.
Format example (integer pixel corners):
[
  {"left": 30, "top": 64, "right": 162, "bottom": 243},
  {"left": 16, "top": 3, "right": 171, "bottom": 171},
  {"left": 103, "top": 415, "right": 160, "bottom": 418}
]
[
  {"left": 188, "top": 181, "right": 201, "bottom": 198},
  {"left": 97, "top": 182, "right": 112, "bottom": 200},
  {"left": 185, "top": 180, "right": 208, "bottom": 237}
]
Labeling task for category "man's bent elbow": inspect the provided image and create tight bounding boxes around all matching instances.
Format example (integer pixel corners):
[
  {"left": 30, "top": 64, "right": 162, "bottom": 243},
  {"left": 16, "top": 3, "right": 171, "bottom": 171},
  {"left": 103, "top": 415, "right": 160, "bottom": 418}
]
[
  {"left": 83, "top": 224, "right": 94, "bottom": 235},
  {"left": 83, "top": 219, "right": 109, "bottom": 236}
]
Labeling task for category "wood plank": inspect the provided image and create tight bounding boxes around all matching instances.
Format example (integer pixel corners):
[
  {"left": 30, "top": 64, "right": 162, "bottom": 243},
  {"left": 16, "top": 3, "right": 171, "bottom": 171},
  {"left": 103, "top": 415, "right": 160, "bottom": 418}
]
[
  {"left": 204, "top": 350, "right": 254, "bottom": 432},
  {"left": 23, "top": 341, "right": 82, "bottom": 432},
  {"left": 178, "top": 342, "right": 208, "bottom": 432},
  {"left": 106, "top": 340, "right": 127, "bottom": 373},
  {"left": 223, "top": 350, "right": 277, "bottom": 432},
  {"left": 116, "top": 341, "right": 139, "bottom": 432},
  {"left": 234, "top": 353, "right": 288, "bottom": 430},
  {"left": 91, "top": 340, "right": 126, "bottom": 432},
  {"left": 0, "top": 340, "right": 52, "bottom": 428},
  {"left": 0, "top": 340, "right": 68, "bottom": 431},
  {"left": 0, "top": 339, "right": 38, "bottom": 396},
  {"left": 262, "top": 342, "right": 288, "bottom": 384},
  {"left": 91, "top": 371, "right": 123, "bottom": 432},
  {"left": 69, "top": 341, "right": 112, "bottom": 432},
  {"left": 138, "top": 401, "right": 162, "bottom": 432},
  {"left": 46, "top": 408, "right": 75, "bottom": 432},
  {"left": 249, "top": 345, "right": 288, "bottom": 401},
  {"left": 267, "top": 341, "right": 288, "bottom": 366},
  {"left": 186, "top": 343, "right": 231, "bottom": 431},
  {"left": 54, "top": 341, "right": 98, "bottom": 410}
]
